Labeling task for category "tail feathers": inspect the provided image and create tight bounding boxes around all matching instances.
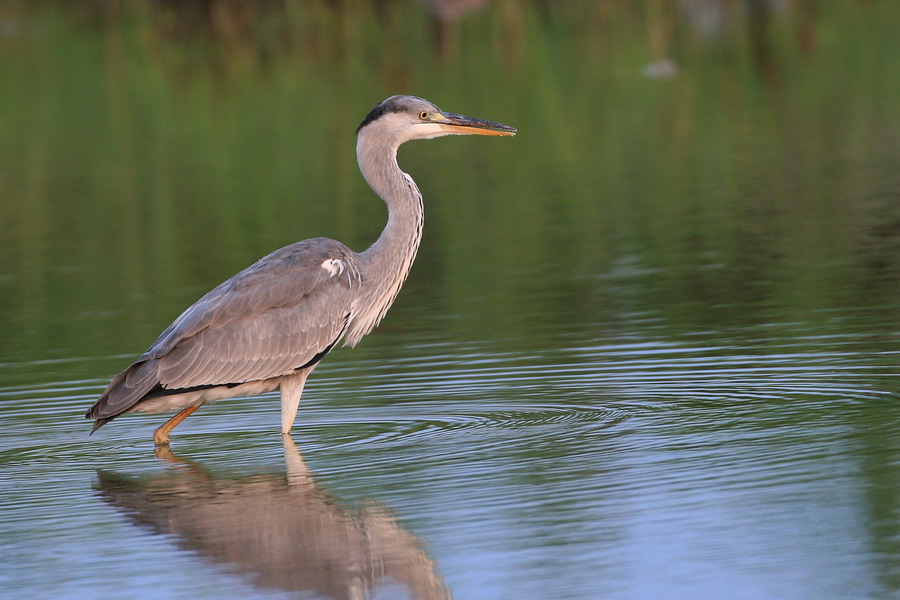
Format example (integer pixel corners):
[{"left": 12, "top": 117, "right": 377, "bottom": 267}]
[
  {"left": 90, "top": 416, "right": 115, "bottom": 435},
  {"left": 87, "top": 358, "right": 161, "bottom": 430}
]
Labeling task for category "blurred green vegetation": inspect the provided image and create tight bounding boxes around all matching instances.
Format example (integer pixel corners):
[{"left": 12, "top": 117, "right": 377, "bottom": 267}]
[{"left": 0, "top": 0, "right": 897, "bottom": 370}]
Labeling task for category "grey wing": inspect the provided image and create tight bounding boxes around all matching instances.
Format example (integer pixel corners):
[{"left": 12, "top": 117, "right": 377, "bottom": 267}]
[
  {"left": 157, "top": 279, "right": 352, "bottom": 388},
  {"left": 87, "top": 238, "right": 361, "bottom": 421}
]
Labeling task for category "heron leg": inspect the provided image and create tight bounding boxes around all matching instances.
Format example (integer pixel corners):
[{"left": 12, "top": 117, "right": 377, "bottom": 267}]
[
  {"left": 281, "top": 369, "right": 313, "bottom": 436},
  {"left": 153, "top": 403, "right": 204, "bottom": 446}
]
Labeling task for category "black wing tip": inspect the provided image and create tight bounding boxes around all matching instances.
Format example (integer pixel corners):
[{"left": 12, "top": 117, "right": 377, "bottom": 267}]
[
  {"left": 85, "top": 394, "right": 111, "bottom": 433},
  {"left": 90, "top": 416, "right": 113, "bottom": 435},
  {"left": 85, "top": 358, "right": 162, "bottom": 437}
]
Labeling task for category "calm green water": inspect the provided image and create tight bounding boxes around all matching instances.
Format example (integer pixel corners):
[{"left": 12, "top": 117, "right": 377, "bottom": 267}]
[{"left": 1, "top": 2, "right": 899, "bottom": 599}]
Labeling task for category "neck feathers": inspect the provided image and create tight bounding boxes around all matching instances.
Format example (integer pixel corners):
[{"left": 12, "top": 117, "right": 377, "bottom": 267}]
[{"left": 347, "top": 132, "right": 425, "bottom": 345}]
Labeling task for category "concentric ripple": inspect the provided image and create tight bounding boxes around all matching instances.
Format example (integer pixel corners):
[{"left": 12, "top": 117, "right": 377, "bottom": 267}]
[{"left": 1, "top": 324, "right": 898, "bottom": 600}]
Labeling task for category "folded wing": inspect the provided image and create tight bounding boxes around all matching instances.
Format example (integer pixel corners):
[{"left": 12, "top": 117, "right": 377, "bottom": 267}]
[{"left": 86, "top": 238, "right": 360, "bottom": 422}]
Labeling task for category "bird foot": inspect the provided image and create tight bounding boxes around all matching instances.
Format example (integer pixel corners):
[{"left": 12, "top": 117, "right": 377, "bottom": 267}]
[
  {"left": 152, "top": 404, "right": 203, "bottom": 447},
  {"left": 153, "top": 429, "right": 172, "bottom": 447}
]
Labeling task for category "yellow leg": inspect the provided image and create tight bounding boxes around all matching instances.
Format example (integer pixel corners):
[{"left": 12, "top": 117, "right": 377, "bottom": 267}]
[{"left": 153, "top": 404, "right": 203, "bottom": 446}]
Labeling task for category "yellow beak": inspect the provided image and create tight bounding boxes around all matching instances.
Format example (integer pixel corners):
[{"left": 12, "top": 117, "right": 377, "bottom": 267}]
[{"left": 435, "top": 112, "right": 517, "bottom": 137}]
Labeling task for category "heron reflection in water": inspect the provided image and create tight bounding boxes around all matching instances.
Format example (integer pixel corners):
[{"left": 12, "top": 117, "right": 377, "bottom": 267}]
[
  {"left": 86, "top": 95, "right": 515, "bottom": 445},
  {"left": 95, "top": 438, "right": 450, "bottom": 600}
]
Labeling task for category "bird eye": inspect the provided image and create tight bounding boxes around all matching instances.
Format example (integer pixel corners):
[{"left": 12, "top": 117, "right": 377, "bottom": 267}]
[{"left": 419, "top": 111, "right": 428, "bottom": 119}]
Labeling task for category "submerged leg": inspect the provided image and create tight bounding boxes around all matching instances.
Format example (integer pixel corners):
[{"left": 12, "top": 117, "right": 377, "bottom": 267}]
[
  {"left": 280, "top": 369, "right": 313, "bottom": 436},
  {"left": 154, "top": 444, "right": 180, "bottom": 463},
  {"left": 153, "top": 403, "right": 204, "bottom": 446}
]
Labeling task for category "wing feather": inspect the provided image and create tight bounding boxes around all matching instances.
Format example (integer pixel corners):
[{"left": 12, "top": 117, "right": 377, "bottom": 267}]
[
  {"left": 87, "top": 358, "right": 160, "bottom": 421},
  {"left": 87, "top": 238, "right": 360, "bottom": 423}
]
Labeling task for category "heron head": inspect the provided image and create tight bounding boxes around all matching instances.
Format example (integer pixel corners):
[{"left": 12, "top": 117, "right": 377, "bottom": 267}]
[{"left": 356, "top": 95, "right": 516, "bottom": 143}]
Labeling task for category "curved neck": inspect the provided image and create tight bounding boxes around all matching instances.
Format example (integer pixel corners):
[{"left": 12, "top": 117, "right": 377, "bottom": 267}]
[
  {"left": 356, "top": 134, "right": 424, "bottom": 269},
  {"left": 347, "top": 132, "right": 424, "bottom": 344}
]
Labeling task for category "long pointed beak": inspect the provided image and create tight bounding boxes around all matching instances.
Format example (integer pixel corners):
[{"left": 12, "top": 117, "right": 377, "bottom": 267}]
[{"left": 436, "top": 112, "right": 517, "bottom": 137}]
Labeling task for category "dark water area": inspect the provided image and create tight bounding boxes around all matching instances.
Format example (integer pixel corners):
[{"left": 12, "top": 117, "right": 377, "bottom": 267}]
[{"left": 1, "top": 2, "right": 898, "bottom": 599}]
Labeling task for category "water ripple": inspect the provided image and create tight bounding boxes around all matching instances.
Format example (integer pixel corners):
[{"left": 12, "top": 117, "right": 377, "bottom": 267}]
[
  {"left": 2, "top": 335, "right": 895, "bottom": 451},
  {"left": 1, "top": 329, "right": 898, "bottom": 600}
]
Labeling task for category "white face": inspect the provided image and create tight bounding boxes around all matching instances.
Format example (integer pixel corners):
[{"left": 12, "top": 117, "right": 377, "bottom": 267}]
[
  {"left": 375, "top": 110, "right": 449, "bottom": 142},
  {"left": 357, "top": 97, "right": 514, "bottom": 146}
]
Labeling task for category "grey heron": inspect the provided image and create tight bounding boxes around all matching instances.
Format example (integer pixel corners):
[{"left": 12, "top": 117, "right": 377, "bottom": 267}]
[{"left": 85, "top": 95, "right": 516, "bottom": 445}]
